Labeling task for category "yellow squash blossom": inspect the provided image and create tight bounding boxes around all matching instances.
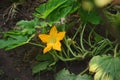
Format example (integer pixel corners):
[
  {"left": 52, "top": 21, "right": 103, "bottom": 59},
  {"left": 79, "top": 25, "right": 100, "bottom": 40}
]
[{"left": 38, "top": 26, "right": 65, "bottom": 54}]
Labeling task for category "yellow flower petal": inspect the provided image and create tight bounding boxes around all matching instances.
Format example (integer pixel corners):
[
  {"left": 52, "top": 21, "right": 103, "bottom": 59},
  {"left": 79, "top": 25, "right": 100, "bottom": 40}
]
[
  {"left": 43, "top": 44, "right": 52, "bottom": 53},
  {"left": 57, "top": 32, "right": 66, "bottom": 41},
  {"left": 39, "top": 34, "right": 49, "bottom": 43},
  {"left": 38, "top": 26, "right": 65, "bottom": 53},
  {"left": 53, "top": 41, "right": 61, "bottom": 51},
  {"left": 50, "top": 26, "right": 57, "bottom": 36}
]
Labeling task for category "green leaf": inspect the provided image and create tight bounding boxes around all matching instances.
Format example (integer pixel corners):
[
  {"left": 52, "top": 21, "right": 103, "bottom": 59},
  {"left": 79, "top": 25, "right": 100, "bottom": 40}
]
[
  {"left": 36, "top": 53, "right": 53, "bottom": 61},
  {"left": 0, "top": 18, "right": 37, "bottom": 50},
  {"left": 47, "top": 0, "right": 74, "bottom": 23},
  {"left": 55, "top": 69, "right": 92, "bottom": 80},
  {"left": 79, "top": 9, "right": 101, "bottom": 25},
  {"left": 16, "top": 18, "right": 39, "bottom": 34},
  {"left": 34, "top": 0, "right": 68, "bottom": 19},
  {"left": 89, "top": 55, "right": 120, "bottom": 80},
  {"left": 55, "top": 69, "right": 76, "bottom": 80},
  {"left": 107, "top": 12, "right": 120, "bottom": 31},
  {"left": 32, "top": 61, "right": 52, "bottom": 74},
  {"left": 94, "top": 32, "right": 103, "bottom": 42},
  {"left": 0, "top": 35, "right": 28, "bottom": 50},
  {"left": 75, "top": 74, "right": 93, "bottom": 80}
]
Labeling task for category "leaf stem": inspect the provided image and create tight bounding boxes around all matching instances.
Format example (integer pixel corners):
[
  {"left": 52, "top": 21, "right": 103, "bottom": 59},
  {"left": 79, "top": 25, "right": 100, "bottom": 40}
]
[
  {"left": 28, "top": 42, "right": 45, "bottom": 48},
  {"left": 72, "top": 24, "right": 81, "bottom": 40},
  {"left": 114, "top": 44, "right": 119, "bottom": 57},
  {"left": 80, "top": 67, "right": 89, "bottom": 75},
  {"left": 88, "top": 27, "right": 95, "bottom": 47},
  {"left": 80, "top": 23, "right": 86, "bottom": 52},
  {"left": 54, "top": 52, "right": 81, "bottom": 61}
]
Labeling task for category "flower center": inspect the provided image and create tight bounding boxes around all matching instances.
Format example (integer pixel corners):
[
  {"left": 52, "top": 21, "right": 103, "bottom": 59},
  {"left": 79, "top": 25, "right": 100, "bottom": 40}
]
[{"left": 50, "top": 36, "right": 56, "bottom": 44}]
